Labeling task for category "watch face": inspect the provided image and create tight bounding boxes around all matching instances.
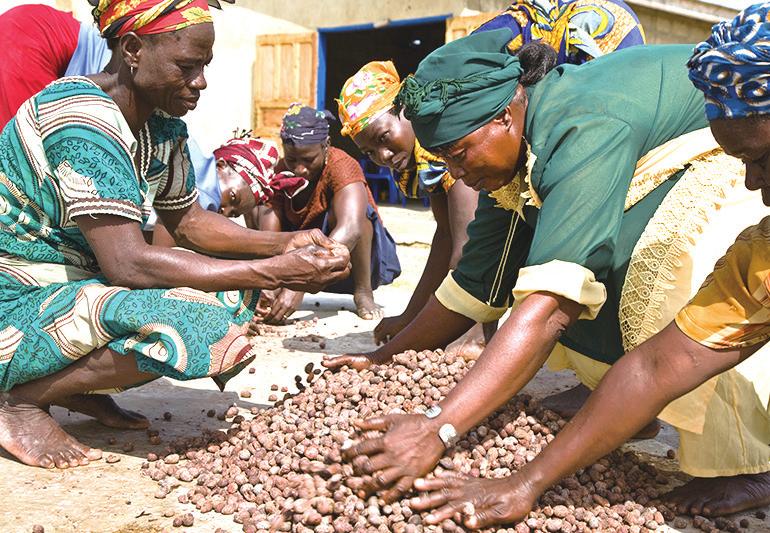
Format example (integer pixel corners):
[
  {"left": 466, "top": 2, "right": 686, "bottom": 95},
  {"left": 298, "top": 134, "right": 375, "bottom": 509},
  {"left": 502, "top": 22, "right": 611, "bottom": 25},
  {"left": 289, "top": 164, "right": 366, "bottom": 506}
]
[{"left": 439, "top": 423, "right": 458, "bottom": 448}]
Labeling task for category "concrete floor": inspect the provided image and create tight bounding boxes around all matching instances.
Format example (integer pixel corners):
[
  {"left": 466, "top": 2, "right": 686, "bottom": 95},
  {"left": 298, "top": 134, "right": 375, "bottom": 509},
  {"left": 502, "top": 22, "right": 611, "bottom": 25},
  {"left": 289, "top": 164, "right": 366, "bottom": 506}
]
[{"left": 1, "top": 205, "right": 768, "bottom": 532}]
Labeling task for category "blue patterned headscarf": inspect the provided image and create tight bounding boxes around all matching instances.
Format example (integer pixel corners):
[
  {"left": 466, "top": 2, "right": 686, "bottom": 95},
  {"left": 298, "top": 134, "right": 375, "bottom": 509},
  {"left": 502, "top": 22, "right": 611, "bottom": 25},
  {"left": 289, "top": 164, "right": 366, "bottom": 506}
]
[
  {"left": 280, "top": 102, "right": 334, "bottom": 146},
  {"left": 688, "top": 2, "right": 770, "bottom": 120}
]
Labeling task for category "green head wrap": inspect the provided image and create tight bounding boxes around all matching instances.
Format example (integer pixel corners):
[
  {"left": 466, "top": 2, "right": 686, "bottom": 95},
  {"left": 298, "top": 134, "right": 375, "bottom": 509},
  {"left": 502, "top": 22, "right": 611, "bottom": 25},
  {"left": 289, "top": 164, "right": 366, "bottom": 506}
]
[{"left": 395, "top": 28, "right": 522, "bottom": 149}]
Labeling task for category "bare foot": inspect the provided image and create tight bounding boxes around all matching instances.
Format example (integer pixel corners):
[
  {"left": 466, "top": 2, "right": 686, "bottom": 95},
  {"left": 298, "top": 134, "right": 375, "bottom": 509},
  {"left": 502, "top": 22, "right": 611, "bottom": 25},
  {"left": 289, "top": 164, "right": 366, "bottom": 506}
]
[
  {"left": 542, "top": 384, "right": 661, "bottom": 439},
  {"left": 55, "top": 394, "right": 149, "bottom": 430},
  {"left": 354, "top": 291, "right": 383, "bottom": 320},
  {"left": 0, "top": 393, "right": 102, "bottom": 469},
  {"left": 666, "top": 473, "right": 770, "bottom": 517}
]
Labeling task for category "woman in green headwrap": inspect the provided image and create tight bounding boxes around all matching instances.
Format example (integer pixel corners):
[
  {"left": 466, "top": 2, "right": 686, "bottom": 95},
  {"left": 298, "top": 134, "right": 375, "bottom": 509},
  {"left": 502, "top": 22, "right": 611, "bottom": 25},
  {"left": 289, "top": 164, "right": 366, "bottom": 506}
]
[{"left": 334, "top": 27, "right": 770, "bottom": 511}]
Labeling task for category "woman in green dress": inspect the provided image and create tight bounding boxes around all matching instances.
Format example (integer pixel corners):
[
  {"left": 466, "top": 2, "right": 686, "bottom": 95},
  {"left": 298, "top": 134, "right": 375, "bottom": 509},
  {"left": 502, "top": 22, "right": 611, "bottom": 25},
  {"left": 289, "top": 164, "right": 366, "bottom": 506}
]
[
  {"left": 332, "top": 28, "right": 770, "bottom": 510},
  {"left": 407, "top": 6, "right": 770, "bottom": 525},
  {"left": 0, "top": 0, "right": 350, "bottom": 470}
]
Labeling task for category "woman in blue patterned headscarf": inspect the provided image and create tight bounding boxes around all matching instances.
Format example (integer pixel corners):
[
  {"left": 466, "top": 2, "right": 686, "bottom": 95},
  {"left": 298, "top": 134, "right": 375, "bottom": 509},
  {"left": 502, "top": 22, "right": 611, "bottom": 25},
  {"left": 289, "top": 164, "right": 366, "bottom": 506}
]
[
  {"left": 688, "top": 2, "right": 770, "bottom": 204},
  {"left": 688, "top": 3, "right": 770, "bottom": 120}
]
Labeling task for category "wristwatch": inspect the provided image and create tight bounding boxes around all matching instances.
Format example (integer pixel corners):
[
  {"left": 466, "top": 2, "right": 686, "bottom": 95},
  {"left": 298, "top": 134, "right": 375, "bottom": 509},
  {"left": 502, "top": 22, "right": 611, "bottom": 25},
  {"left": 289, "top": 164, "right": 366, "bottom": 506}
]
[{"left": 424, "top": 405, "right": 459, "bottom": 449}]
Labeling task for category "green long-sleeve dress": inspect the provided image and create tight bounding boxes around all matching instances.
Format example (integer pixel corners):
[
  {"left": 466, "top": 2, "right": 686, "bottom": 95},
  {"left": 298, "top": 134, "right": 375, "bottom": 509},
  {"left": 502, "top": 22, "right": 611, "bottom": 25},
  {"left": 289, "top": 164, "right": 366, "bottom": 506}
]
[{"left": 436, "top": 44, "right": 711, "bottom": 364}]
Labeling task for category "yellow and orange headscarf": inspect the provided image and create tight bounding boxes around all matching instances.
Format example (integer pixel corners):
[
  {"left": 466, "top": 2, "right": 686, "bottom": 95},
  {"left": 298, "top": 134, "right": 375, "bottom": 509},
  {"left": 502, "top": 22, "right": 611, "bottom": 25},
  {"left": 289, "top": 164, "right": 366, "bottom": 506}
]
[
  {"left": 92, "top": 0, "right": 213, "bottom": 39},
  {"left": 337, "top": 60, "right": 403, "bottom": 138}
]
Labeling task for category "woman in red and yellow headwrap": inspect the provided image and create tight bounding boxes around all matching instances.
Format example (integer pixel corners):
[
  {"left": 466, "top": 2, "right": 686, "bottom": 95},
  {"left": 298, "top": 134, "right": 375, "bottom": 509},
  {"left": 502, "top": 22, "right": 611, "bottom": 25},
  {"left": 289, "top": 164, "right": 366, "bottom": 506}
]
[
  {"left": 92, "top": 0, "right": 214, "bottom": 39},
  {"left": 0, "top": 0, "right": 350, "bottom": 470}
]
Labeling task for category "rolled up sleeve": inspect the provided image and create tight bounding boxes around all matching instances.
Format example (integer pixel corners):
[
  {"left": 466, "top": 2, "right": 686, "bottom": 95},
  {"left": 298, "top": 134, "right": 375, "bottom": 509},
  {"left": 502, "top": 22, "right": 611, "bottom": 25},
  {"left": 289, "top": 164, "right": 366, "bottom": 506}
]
[{"left": 513, "top": 260, "right": 607, "bottom": 319}]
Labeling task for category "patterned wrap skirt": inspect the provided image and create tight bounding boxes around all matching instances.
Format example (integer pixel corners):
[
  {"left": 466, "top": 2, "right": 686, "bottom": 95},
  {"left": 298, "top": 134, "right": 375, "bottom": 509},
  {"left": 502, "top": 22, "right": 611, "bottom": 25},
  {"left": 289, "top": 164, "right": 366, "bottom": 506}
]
[{"left": 0, "top": 254, "right": 257, "bottom": 391}]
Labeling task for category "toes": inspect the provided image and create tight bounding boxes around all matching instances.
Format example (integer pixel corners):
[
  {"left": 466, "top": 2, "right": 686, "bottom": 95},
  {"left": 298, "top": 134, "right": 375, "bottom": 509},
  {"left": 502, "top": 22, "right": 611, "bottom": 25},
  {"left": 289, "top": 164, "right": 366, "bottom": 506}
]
[
  {"left": 70, "top": 438, "right": 94, "bottom": 456},
  {"left": 52, "top": 453, "right": 71, "bottom": 469},
  {"left": 700, "top": 499, "right": 720, "bottom": 517},
  {"left": 62, "top": 448, "right": 83, "bottom": 468},
  {"left": 36, "top": 453, "right": 55, "bottom": 469}
]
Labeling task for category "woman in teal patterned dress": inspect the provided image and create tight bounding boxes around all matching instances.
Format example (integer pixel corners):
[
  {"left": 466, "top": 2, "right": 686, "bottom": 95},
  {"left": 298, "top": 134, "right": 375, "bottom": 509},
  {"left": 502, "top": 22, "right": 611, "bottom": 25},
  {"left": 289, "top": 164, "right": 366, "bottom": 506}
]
[{"left": 0, "top": 0, "right": 350, "bottom": 470}]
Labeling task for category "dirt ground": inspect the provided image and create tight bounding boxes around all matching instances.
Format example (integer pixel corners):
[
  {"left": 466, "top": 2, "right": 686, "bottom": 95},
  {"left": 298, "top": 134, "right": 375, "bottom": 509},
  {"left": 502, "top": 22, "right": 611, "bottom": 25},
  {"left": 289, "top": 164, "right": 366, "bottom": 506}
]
[{"left": 2, "top": 205, "right": 768, "bottom": 533}]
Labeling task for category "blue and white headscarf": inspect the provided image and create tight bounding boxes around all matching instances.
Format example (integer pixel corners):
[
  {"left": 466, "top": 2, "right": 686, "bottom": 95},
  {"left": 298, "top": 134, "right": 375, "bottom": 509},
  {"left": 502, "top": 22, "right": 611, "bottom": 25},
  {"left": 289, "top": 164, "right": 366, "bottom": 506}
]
[{"left": 688, "top": 2, "right": 770, "bottom": 120}]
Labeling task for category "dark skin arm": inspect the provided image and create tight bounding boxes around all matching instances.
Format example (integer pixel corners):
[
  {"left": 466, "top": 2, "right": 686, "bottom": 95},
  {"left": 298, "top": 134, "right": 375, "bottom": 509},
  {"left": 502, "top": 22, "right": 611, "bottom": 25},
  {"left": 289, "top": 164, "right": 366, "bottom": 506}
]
[
  {"left": 410, "top": 322, "right": 760, "bottom": 529},
  {"left": 374, "top": 181, "right": 478, "bottom": 344},
  {"left": 445, "top": 180, "right": 477, "bottom": 267},
  {"left": 151, "top": 221, "right": 177, "bottom": 247},
  {"left": 324, "top": 295, "right": 474, "bottom": 370},
  {"left": 158, "top": 201, "right": 325, "bottom": 258},
  {"left": 374, "top": 193, "right": 451, "bottom": 344},
  {"left": 341, "top": 292, "right": 584, "bottom": 503},
  {"left": 258, "top": 183, "right": 369, "bottom": 324},
  {"left": 76, "top": 214, "right": 350, "bottom": 293},
  {"left": 327, "top": 182, "right": 369, "bottom": 249}
]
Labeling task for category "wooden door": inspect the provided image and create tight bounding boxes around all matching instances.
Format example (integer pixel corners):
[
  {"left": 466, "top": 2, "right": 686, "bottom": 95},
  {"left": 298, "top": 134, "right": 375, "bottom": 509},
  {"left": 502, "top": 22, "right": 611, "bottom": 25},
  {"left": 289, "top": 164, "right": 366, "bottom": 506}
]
[
  {"left": 445, "top": 12, "right": 498, "bottom": 42},
  {"left": 252, "top": 32, "right": 317, "bottom": 141}
]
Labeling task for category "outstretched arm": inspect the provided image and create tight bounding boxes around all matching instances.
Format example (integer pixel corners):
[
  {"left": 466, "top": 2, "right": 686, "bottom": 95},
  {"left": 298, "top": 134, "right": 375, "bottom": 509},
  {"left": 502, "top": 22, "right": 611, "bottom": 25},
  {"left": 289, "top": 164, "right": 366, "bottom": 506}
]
[
  {"left": 77, "top": 214, "right": 351, "bottom": 293},
  {"left": 324, "top": 295, "right": 474, "bottom": 369},
  {"left": 340, "top": 292, "right": 583, "bottom": 501},
  {"left": 374, "top": 194, "right": 453, "bottom": 344},
  {"left": 159, "top": 202, "right": 331, "bottom": 258},
  {"left": 410, "top": 322, "right": 758, "bottom": 529},
  {"left": 374, "top": 181, "right": 478, "bottom": 344}
]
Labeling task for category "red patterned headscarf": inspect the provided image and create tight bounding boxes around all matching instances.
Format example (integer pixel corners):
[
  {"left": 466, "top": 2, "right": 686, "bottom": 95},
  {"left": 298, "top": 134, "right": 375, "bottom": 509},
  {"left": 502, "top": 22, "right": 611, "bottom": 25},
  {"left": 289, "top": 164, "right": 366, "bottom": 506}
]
[
  {"left": 214, "top": 138, "right": 309, "bottom": 205},
  {"left": 92, "top": 0, "right": 213, "bottom": 39}
]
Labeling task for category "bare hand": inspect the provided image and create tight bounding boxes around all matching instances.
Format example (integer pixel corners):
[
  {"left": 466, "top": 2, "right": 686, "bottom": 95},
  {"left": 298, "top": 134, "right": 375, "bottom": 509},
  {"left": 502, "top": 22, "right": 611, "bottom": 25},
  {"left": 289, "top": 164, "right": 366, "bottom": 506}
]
[
  {"left": 321, "top": 351, "right": 391, "bottom": 371},
  {"left": 276, "top": 244, "right": 351, "bottom": 292},
  {"left": 255, "top": 288, "right": 305, "bottom": 324},
  {"left": 283, "top": 228, "right": 339, "bottom": 253},
  {"left": 341, "top": 413, "right": 445, "bottom": 503},
  {"left": 409, "top": 473, "right": 539, "bottom": 530},
  {"left": 373, "top": 314, "right": 411, "bottom": 345}
]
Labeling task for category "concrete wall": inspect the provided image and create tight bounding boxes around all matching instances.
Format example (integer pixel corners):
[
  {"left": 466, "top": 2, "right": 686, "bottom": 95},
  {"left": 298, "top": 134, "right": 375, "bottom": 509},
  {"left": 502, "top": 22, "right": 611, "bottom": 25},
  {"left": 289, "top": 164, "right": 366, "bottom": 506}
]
[
  {"left": 237, "top": 0, "right": 737, "bottom": 43},
  {"left": 631, "top": 3, "right": 717, "bottom": 43},
  {"left": 627, "top": 0, "right": 737, "bottom": 43},
  {"left": 235, "top": 0, "right": 510, "bottom": 28}
]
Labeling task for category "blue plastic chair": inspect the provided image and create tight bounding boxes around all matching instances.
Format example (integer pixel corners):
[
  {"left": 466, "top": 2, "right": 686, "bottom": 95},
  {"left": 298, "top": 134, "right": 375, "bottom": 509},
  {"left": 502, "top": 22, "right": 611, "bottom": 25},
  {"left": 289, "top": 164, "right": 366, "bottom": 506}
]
[{"left": 360, "top": 158, "right": 403, "bottom": 204}]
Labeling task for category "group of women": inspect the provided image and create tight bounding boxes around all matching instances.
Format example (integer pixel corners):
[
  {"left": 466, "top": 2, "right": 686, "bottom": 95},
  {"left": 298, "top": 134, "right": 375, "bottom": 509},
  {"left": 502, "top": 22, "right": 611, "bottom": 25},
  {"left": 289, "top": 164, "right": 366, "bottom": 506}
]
[
  {"left": 1, "top": 0, "right": 769, "bottom": 525},
  {"left": 330, "top": 0, "right": 770, "bottom": 525}
]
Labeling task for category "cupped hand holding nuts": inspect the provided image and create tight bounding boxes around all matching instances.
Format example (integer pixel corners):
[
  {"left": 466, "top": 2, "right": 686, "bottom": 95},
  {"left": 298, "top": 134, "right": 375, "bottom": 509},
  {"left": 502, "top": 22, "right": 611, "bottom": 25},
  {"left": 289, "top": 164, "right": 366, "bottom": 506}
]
[
  {"left": 410, "top": 472, "right": 540, "bottom": 530},
  {"left": 342, "top": 412, "right": 446, "bottom": 503},
  {"left": 273, "top": 244, "right": 351, "bottom": 293},
  {"left": 281, "top": 228, "right": 337, "bottom": 254}
]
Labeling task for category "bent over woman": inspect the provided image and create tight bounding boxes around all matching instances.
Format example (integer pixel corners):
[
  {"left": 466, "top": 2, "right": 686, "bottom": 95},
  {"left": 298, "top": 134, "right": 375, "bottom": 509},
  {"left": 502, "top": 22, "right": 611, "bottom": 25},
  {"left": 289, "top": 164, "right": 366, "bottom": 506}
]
[
  {"left": 337, "top": 0, "right": 646, "bottom": 350},
  {"left": 334, "top": 28, "right": 770, "bottom": 511}
]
